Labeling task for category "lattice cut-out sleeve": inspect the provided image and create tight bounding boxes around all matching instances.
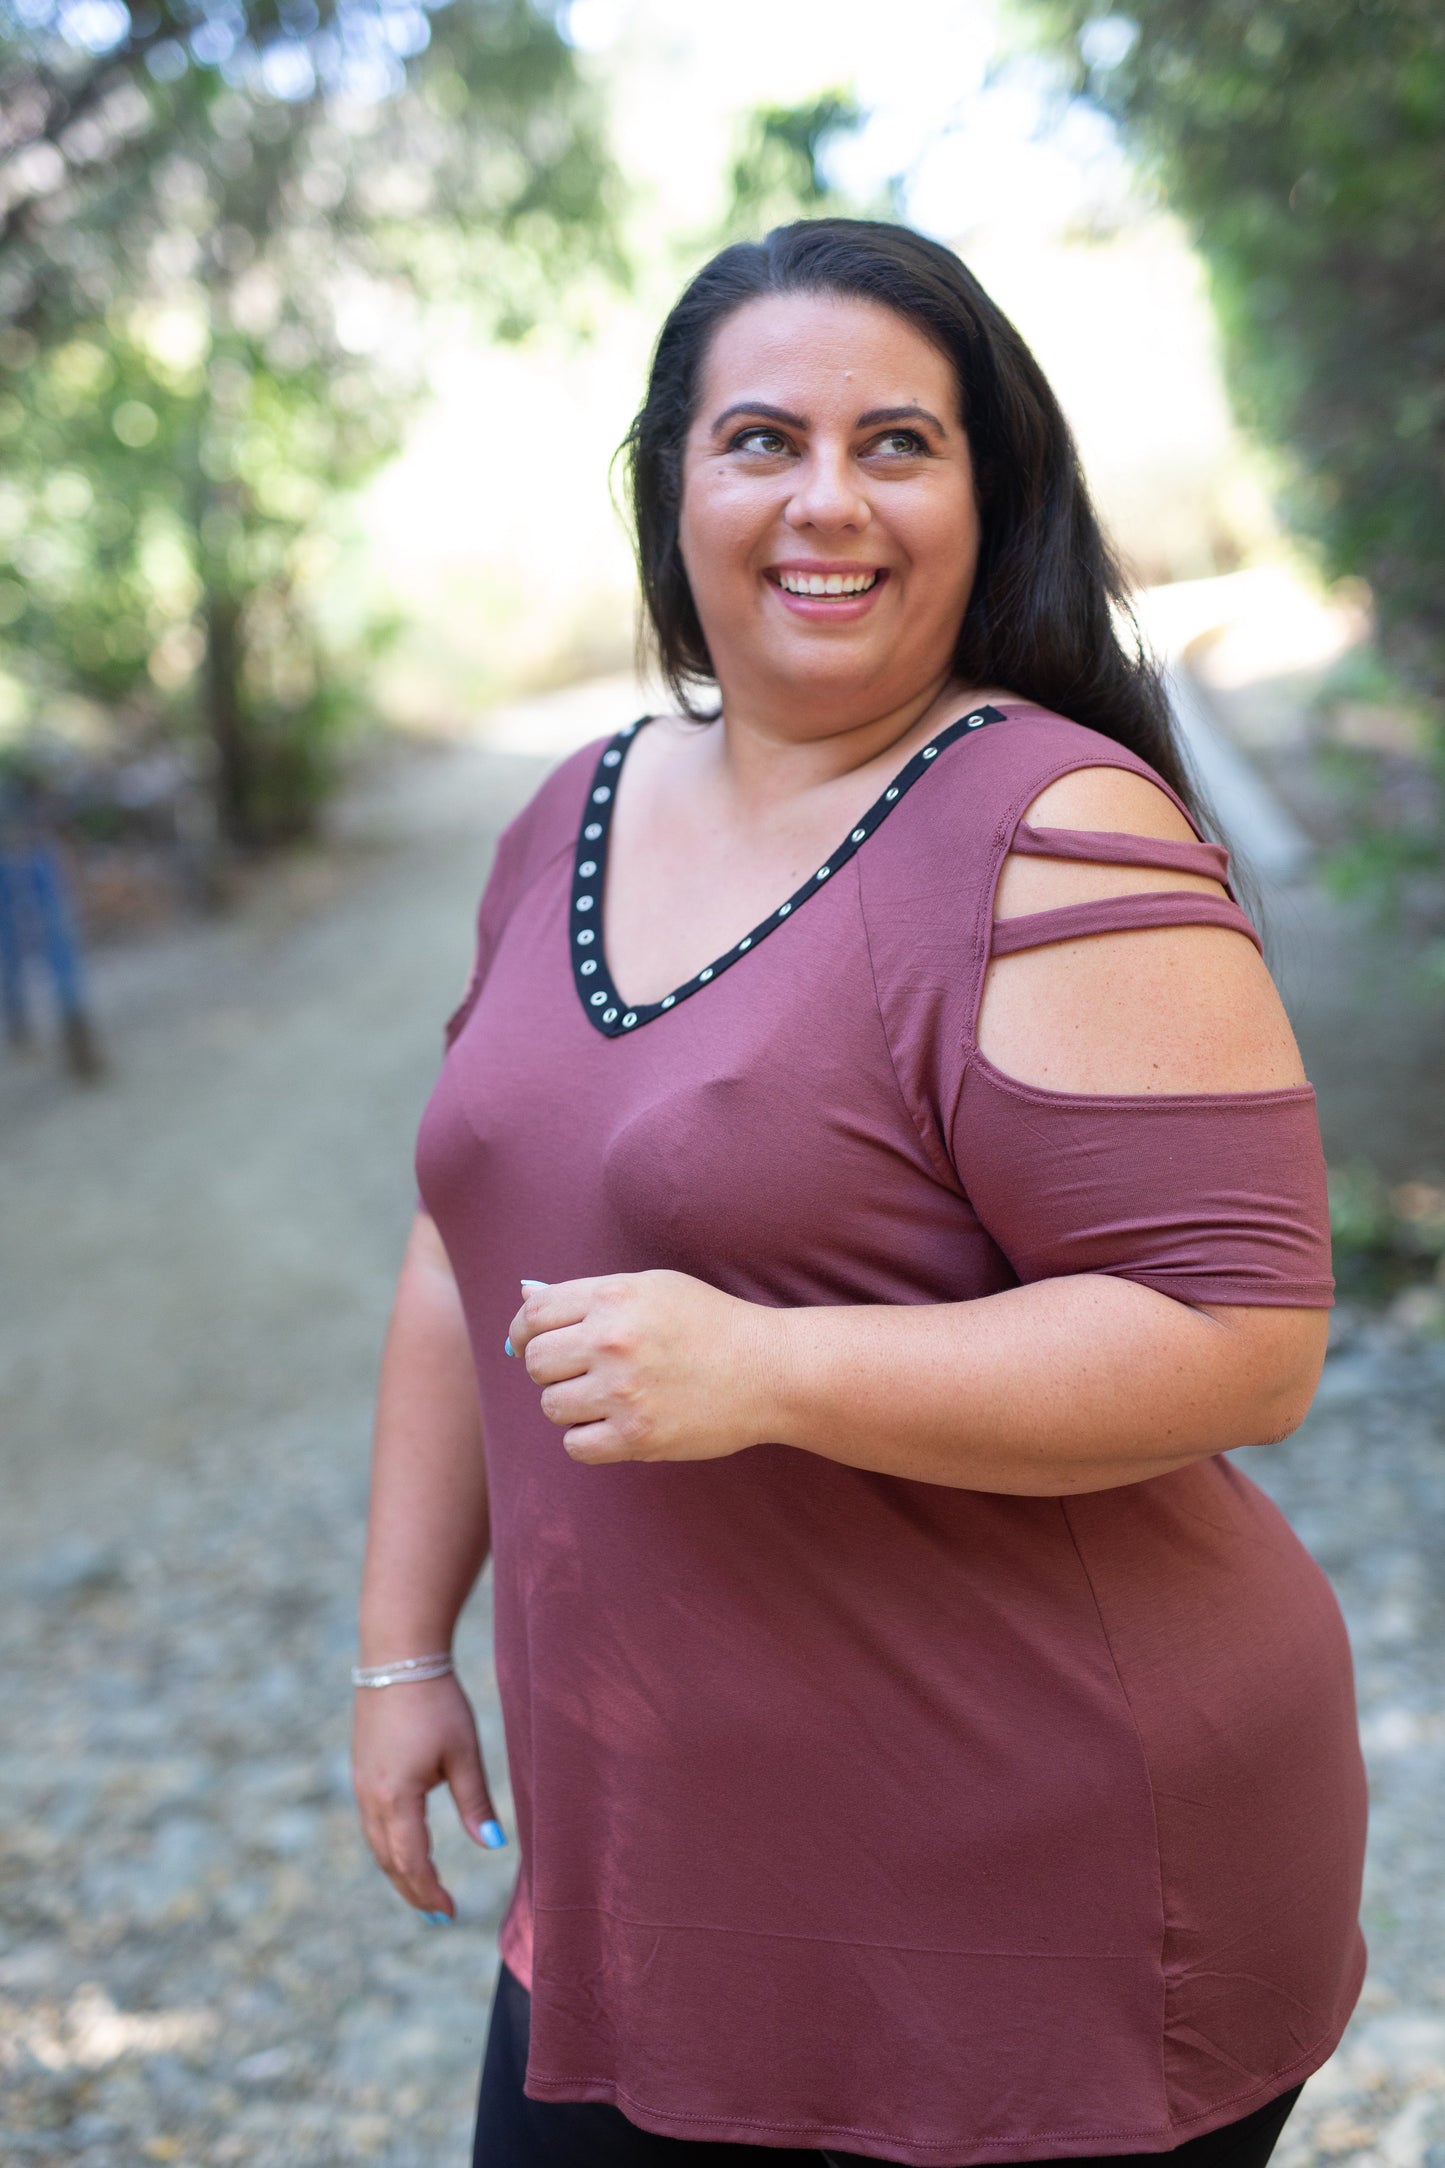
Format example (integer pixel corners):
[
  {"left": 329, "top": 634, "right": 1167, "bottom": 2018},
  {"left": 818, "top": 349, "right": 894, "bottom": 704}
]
[
  {"left": 950, "top": 803, "right": 1333, "bottom": 1308},
  {"left": 988, "top": 820, "right": 1263, "bottom": 958}
]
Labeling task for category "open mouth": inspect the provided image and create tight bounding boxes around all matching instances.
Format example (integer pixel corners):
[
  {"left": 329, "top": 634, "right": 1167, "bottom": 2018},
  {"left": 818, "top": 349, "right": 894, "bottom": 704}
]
[{"left": 770, "top": 567, "right": 884, "bottom": 598}]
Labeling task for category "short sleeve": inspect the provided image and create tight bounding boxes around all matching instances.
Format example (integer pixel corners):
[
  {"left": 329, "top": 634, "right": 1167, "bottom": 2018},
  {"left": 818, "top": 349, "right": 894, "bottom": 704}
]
[
  {"left": 856, "top": 705, "right": 1335, "bottom": 1311},
  {"left": 950, "top": 1056, "right": 1335, "bottom": 1309},
  {"left": 442, "top": 813, "right": 528, "bottom": 1051},
  {"left": 438, "top": 736, "right": 605, "bottom": 1053}
]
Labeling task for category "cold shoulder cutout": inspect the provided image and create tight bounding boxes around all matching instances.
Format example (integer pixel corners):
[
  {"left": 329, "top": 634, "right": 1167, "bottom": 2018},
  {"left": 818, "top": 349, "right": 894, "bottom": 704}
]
[
  {"left": 977, "top": 767, "right": 1307, "bottom": 1097},
  {"left": 414, "top": 698, "right": 1364, "bottom": 2166}
]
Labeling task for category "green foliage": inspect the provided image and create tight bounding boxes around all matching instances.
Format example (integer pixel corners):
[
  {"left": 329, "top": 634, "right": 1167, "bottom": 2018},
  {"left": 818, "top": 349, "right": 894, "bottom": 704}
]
[
  {"left": 1306, "top": 644, "right": 1445, "bottom": 954},
  {"left": 0, "top": 0, "right": 618, "bottom": 842},
  {"left": 1025, "top": 0, "right": 1445, "bottom": 866},
  {"left": 723, "top": 92, "right": 868, "bottom": 239},
  {"left": 1328, "top": 1164, "right": 1445, "bottom": 1302}
]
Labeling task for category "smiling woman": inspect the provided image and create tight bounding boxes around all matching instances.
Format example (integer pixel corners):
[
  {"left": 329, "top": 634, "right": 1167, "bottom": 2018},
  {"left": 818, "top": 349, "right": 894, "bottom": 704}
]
[
  {"left": 352, "top": 220, "right": 1366, "bottom": 2168},
  {"left": 670, "top": 301, "right": 979, "bottom": 742}
]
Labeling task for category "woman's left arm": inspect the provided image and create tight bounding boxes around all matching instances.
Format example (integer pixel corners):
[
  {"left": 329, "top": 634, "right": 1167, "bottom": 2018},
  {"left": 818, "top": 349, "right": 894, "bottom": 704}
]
[
  {"left": 511, "top": 767, "right": 1330, "bottom": 1494},
  {"left": 509, "top": 1264, "right": 1324, "bottom": 1496}
]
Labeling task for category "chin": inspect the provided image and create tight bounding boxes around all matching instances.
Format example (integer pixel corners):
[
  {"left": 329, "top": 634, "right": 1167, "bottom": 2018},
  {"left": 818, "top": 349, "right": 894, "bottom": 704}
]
[{"left": 765, "top": 626, "right": 892, "bottom": 673}]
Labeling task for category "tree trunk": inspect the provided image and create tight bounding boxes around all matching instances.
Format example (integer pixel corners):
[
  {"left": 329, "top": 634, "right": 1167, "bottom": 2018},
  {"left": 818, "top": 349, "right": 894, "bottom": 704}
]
[{"left": 202, "top": 582, "right": 253, "bottom": 847}]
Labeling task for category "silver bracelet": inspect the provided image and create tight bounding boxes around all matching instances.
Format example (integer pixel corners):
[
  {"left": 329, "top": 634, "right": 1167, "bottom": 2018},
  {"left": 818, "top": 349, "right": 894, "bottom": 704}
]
[{"left": 351, "top": 1651, "right": 454, "bottom": 1689}]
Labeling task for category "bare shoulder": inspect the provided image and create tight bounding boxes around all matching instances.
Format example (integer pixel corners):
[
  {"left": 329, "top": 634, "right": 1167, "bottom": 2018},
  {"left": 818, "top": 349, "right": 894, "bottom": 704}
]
[
  {"left": 1022, "top": 762, "right": 1198, "bottom": 841},
  {"left": 980, "top": 762, "right": 1308, "bottom": 1097}
]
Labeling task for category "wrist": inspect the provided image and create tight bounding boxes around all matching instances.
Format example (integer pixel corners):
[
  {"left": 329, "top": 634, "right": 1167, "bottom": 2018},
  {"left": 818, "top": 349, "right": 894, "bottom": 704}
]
[
  {"left": 736, "top": 1297, "right": 801, "bottom": 1449},
  {"left": 357, "top": 1614, "right": 460, "bottom": 1668}
]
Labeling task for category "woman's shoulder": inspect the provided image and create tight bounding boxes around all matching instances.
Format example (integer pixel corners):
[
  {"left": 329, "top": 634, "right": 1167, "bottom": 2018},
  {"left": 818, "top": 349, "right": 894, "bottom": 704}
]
[
  {"left": 858, "top": 697, "right": 1202, "bottom": 962},
  {"left": 953, "top": 698, "right": 1180, "bottom": 793},
  {"left": 904, "top": 698, "right": 1195, "bottom": 848},
  {"left": 510, "top": 725, "right": 615, "bottom": 837},
  {"left": 488, "top": 719, "right": 646, "bottom": 900}
]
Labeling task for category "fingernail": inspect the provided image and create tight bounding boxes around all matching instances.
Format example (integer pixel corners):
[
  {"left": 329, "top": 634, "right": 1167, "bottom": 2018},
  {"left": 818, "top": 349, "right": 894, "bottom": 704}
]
[
  {"left": 503, "top": 1336, "right": 515, "bottom": 1357},
  {"left": 519, "top": 1278, "right": 549, "bottom": 1290},
  {"left": 479, "top": 1820, "right": 507, "bottom": 1849},
  {"left": 419, "top": 1910, "right": 453, "bottom": 1925}
]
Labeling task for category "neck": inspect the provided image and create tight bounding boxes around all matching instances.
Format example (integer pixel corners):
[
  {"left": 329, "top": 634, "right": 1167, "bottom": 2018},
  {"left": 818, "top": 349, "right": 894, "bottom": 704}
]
[{"left": 704, "top": 670, "right": 965, "bottom": 814}]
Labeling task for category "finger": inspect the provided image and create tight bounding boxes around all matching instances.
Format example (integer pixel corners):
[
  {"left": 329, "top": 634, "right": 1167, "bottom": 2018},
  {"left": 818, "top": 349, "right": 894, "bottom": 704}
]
[
  {"left": 358, "top": 1797, "right": 395, "bottom": 1882},
  {"left": 445, "top": 1737, "right": 507, "bottom": 1852},
  {"left": 378, "top": 1793, "right": 453, "bottom": 1917},
  {"left": 538, "top": 1376, "right": 610, "bottom": 1429},
  {"left": 522, "top": 1321, "right": 597, "bottom": 1387},
  {"left": 508, "top": 1275, "right": 614, "bottom": 1360},
  {"left": 354, "top": 1769, "right": 404, "bottom": 1886},
  {"left": 361, "top": 1794, "right": 436, "bottom": 1911},
  {"left": 561, "top": 1419, "right": 637, "bottom": 1465}
]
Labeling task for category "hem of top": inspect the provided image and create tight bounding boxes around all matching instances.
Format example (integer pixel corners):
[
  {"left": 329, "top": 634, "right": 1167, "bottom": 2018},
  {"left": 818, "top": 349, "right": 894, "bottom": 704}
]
[
  {"left": 963, "top": 1042, "right": 1318, "bottom": 1112},
  {"left": 499, "top": 1904, "right": 533, "bottom": 1994},
  {"left": 521, "top": 2009, "right": 1352, "bottom": 2166},
  {"left": 1108, "top": 1269, "right": 1336, "bottom": 1308},
  {"left": 1117, "top": 1266, "right": 1343, "bottom": 1300}
]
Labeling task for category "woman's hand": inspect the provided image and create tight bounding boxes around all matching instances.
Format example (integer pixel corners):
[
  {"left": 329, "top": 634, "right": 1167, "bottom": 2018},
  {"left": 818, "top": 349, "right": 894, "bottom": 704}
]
[
  {"left": 507, "top": 1270, "right": 773, "bottom": 1465},
  {"left": 352, "top": 1673, "right": 504, "bottom": 1920}
]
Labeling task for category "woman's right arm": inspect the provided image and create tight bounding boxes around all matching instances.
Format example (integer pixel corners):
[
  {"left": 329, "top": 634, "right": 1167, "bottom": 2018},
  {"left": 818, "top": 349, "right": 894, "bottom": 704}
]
[{"left": 352, "top": 1209, "right": 503, "bottom": 1921}]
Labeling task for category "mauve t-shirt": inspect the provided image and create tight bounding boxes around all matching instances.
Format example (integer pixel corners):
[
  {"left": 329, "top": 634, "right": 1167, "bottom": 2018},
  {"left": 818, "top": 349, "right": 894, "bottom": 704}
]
[{"left": 415, "top": 704, "right": 1366, "bottom": 2166}]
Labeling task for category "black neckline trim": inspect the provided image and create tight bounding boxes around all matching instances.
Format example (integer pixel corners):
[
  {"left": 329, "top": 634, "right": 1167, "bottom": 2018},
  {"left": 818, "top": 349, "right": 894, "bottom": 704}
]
[{"left": 569, "top": 704, "right": 1008, "bottom": 1037}]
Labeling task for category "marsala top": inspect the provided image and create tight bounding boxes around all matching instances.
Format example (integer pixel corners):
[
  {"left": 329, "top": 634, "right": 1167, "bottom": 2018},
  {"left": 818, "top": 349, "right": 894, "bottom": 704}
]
[{"left": 415, "top": 704, "right": 1367, "bottom": 2166}]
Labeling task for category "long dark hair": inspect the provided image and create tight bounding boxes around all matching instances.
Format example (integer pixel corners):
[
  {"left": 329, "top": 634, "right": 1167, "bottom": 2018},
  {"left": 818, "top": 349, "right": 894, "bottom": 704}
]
[{"left": 621, "top": 217, "right": 1200, "bottom": 816}]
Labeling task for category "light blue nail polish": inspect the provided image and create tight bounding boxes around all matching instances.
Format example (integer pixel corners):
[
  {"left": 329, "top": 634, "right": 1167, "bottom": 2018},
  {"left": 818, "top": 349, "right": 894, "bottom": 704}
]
[
  {"left": 419, "top": 1909, "right": 452, "bottom": 1925},
  {"left": 504, "top": 1336, "right": 515, "bottom": 1357},
  {"left": 479, "top": 1820, "right": 507, "bottom": 1849}
]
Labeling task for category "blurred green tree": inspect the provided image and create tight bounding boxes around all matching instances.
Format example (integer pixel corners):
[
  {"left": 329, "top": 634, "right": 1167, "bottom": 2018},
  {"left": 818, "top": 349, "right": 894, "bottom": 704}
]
[
  {"left": 0, "top": 0, "right": 617, "bottom": 841},
  {"left": 1026, "top": 1, "right": 1445, "bottom": 884},
  {"left": 723, "top": 91, "right": 868, "bottom": 239}
]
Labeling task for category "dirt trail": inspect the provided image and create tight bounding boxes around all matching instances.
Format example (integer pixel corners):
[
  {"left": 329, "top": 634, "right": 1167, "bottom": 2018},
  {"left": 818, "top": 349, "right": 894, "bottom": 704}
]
[{"left": 1, "top": 715, "right": 1441, "bottom": 2167}]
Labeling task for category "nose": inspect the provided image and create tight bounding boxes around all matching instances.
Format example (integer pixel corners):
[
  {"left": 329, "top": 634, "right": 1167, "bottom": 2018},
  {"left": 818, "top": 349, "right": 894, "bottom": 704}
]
[{"left": 783, "top": 444, "right": 871, "bottom": 535}]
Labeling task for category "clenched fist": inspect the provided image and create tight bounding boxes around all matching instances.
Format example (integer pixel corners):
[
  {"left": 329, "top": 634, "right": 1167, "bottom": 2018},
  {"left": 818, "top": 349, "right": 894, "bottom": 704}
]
[{"left": 506, "top": 1270, "right": 776, "bottom": 1466}]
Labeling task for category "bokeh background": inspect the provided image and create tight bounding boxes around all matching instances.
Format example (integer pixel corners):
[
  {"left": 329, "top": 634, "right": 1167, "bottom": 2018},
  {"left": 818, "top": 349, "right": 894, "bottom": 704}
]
[{"left": 1, "top": 4, "right": 1442, "bottom": 2165}]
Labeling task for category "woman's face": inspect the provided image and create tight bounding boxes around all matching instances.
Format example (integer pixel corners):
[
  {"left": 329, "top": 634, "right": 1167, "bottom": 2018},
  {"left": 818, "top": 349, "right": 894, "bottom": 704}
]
[{"left": 677, "top": 291, "right": 980, "bottom": 729}]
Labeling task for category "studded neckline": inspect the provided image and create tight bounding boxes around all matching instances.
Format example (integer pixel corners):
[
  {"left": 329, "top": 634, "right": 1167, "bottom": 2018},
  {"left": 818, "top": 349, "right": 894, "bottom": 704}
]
[{"left": 569, "top": 704, "right": 1008, "bottom": 1037}]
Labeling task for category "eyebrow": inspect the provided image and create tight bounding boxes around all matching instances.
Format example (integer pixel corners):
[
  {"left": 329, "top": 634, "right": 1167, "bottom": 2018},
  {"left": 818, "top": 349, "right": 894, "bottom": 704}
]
[
  {"left": 709, "top": 400, "right": 948, "bottom": 438},
  {"left": 856, "top": 404, "right": 947, "bottom": 435}
]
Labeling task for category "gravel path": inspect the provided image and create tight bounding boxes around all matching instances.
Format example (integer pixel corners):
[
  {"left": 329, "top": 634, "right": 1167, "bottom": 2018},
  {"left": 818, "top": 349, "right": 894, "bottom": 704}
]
[{"left": 1, "top": 736, "right": 1441, "bottom": 2168}]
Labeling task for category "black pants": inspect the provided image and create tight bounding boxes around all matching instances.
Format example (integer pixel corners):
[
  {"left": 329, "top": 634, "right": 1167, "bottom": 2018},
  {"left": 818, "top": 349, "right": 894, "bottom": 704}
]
[{"left": 473, "top": 1961, "right": 1303, "bottom": 2168}]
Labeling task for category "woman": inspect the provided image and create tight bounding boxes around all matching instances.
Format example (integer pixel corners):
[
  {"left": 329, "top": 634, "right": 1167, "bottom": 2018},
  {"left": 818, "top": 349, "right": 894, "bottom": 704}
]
[{"left": 352, "top": 220, "right": 1366, "bottom": 2168}]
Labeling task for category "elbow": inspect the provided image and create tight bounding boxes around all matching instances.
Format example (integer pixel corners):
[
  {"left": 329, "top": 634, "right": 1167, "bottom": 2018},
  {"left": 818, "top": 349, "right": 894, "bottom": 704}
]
[{"left": 1231, "top": 1307, "right": 1330, "bottom": 1447}]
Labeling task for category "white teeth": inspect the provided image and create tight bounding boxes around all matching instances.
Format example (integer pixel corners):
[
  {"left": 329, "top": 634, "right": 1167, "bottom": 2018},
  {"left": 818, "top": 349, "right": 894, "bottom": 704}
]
[{"left": 778, "top": 569, "right": 878, "bottom": 597}]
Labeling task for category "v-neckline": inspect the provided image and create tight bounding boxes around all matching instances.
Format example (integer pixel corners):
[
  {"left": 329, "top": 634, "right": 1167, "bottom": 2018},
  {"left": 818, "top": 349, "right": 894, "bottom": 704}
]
[{"left": 568, "top": 703, "right": 1008, "bottom": 1037}]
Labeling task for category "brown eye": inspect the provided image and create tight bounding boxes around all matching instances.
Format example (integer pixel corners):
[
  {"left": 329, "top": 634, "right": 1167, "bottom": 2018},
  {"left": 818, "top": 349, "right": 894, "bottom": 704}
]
[
  {"left": 870, "top": 429, "right": 928, "bottom": 457},
  {"left": 731, "top": 427, "right": 790, "bottom": 456}
]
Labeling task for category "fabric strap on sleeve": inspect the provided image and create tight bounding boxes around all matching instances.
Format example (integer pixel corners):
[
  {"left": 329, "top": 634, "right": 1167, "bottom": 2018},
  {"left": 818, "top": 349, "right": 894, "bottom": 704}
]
[
  {"left": 991, "top": 821, "right": 1261, "bottom": 959},
  {"left": 1010, "top": 822, "right": 1231, "bottom": 881},
  {"left": 991, "top": 890, "right": 1263, "bottom": 958}
]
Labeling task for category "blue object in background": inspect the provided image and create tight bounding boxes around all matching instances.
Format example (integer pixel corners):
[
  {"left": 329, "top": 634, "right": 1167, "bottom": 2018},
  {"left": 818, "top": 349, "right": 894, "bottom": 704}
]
[{"left": 0, "top": 839, "right": 103, "bottom": 1078}]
